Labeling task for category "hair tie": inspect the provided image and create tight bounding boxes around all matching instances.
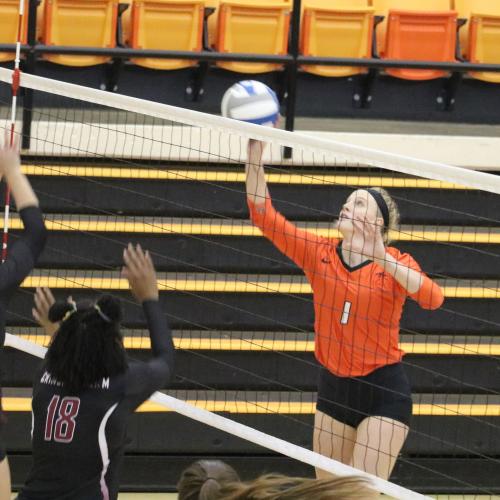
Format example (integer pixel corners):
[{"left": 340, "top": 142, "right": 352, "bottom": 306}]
[
  {"left": 62, "top": 303, "right": 77, "bottom": 322},
  {"left": 366, "top": 188, "right": 390, "bottom": 228},
  {"left": 204, "top": 477, "right": 219, "bottom": 486},
  {"left": 94, "top": 304, "right": 112, "bottom": 323}
]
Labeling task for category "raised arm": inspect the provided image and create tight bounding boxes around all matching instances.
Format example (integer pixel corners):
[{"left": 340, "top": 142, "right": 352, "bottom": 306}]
[
  {"left": 0, "top": 134, "right": 47, "bottom": 295},
  {"left": 0, "top": 133, "right": 38, "bottom": 210},
  {"left": 122, "top": 244, "right": 174, "bottom": 383},
  {"left": 381, "top": 252, "right": 444, "bottom": 310},
  {"left": 245, "top": 140, "right": 322, "bottom": 274},
  {"left": 353, "top": 216, "right": 444, "bottom": 310},
  {"left": 246, "top": 139, "right": 270, "bottom": 205}
]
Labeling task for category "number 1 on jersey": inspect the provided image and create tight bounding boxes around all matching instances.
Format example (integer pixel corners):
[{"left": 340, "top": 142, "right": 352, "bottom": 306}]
[
  {"left": 44, "top": 395, "right": 80, "bottom": 443},
  {"left": 341, "top": 301, "right": 352, "bottom": 325}
]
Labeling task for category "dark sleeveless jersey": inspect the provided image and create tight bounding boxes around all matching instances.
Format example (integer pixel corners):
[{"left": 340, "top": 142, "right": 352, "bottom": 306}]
[
  {"left": 17, "top": 300, "right": 174, "bottom": 500},
  {"left": 0, "top": 206, "right": 47, "bottom": 461}
]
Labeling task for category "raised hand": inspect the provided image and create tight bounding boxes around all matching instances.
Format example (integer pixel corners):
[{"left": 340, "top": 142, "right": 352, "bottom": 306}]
[
  {"left": 353, "top": 218, "right": 387, "bottom": 263},
  {"left": 122, "top": 243, "right": 159, "bottom": 302},
  {"left": 32, "top": 287, "right": 58, "bottom": 337},
  {"left": 0, "top": 130, "right": 21, "bottom": 180}
]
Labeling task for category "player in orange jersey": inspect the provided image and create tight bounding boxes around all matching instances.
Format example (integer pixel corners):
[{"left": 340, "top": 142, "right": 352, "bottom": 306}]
[{"left": 245, "top": 139, "right": 444, "bottom": 480}]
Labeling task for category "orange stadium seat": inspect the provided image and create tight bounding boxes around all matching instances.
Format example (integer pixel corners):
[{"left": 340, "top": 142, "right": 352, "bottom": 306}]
[
  {"left": 454, "top": 0, "right": 500, "bottom": 83},
  {"left": 300, "top": 6, "right": 374, "bottom": 77},
  {"left": 128, "top": 0, "right": 205, "bottom": 70},
  {"left": 215, "top": 0, "right": 291, "bottom": 73},
  {"left": 41, "top": 0, "right": 118, "bottom": 66},
  {"left": 0, "top": 0, "right": 29, "bottom": 63},
  {"left": 373, "top": 0, "right": 454, "bottom": 54},
  {"left": 373, "top": 0, "right": 457, "bottom": 80}
]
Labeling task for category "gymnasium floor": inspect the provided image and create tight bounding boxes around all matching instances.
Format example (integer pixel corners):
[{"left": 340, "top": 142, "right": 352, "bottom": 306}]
[{"left": 12, "top": 494, "right": 494, "bottom": 499}]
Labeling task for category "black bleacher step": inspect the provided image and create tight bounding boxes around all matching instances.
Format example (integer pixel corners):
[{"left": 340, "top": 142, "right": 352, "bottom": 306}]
[
  {"left": 4, "top": 329, "right": 500, "bottom": 393},
  {"left": 7, "top": 287, "right": 500, "bottom": 333},
  {"left": 25, "top": 175, "right": 500, "bottom": 225},
  {"left": 8, "top": 454, "right": 499, "bottom": 494},
  {"left": 7, "top": 328, "right": 500, "bottom": 350},
  {"left": 3, "top": 390, "right": 499, "bottom": 456},
  {"left": 3, "top": 342, "right": 499, "bottom": 394},
  {"left": 12, "top": 223, "right": 500, "bottom": 278}
]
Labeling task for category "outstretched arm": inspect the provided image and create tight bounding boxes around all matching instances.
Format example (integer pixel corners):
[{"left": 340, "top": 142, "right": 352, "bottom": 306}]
[
  {"left": 0, "top": 132, "right": 38, "bottom": 210},
  {"left": 245, "top": 139, "right": 269, "bottom": 205},
  {"left": 0, "top": 133, "right": 47, "bottom": 296},
  {"left": 245, "top": 139, "right": 322, "bottom": 275},
  {"left": 122, "top": 244, "right": 175, "bottom": 383}
]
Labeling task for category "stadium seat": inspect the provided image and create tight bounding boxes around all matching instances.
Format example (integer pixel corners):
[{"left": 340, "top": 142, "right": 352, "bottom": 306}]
[
  {"left": 0, "top": 0, "right": 29, "bottom": 63},
  {"left": 41, "top": 0, "right": 119, "bottom": 66},
  {"left": 207, "top": 0, "right": 290, "bottom": 50},
  {"left": 305, "top": 0, "right": 371, "bottom": 7},
  {"left": 128, "top": 0, "right": 205, "bottom": 70},
  {"left": 373, "top": 0, "right": 454, "bottom": 54},
  {"left": 215, "top": 0, "right": 291, "bottom": 73},
  {"left": 372, "top": 0, "right": 457, "bottom": 80},
  {"left": 454, "top": 0, "right": 500, "bottom": 83},
  {"left": 300, "top": 6, "right": 374, "bottom": 77}
]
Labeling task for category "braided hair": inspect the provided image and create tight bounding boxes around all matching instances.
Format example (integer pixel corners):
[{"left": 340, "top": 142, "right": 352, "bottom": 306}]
[{"left": 45, "top": 294, "right": 127, "bottom": 393}]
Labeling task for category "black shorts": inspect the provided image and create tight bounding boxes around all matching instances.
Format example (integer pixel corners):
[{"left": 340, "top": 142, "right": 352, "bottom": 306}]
[{"left": 316, "top": 363, "right": 412, "bottom": 429}]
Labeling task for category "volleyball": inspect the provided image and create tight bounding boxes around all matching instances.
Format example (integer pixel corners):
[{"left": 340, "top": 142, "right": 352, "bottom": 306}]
[{"left": 221, "top": 80, "right": 280, "bottom": 126}]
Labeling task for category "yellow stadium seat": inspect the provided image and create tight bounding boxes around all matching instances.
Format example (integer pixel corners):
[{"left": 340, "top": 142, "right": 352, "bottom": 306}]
[
  {"left": 454, "top": 0, "right": 500, "bottom": 56},
  {"left": 128, "top": 0, "right": 205, "bottom": 70},
  {"left": 305, "top": 0, "right": 371, "bottom": 7},
  {"left": 41, "top": 0, "right": 118, "bottom": 66},
  {"left": 469, "top": 14, "right": 500, "bottom": 82},
  {"left": 373, "top": 0, "right": 453, "bottom": 57},
  {"left": 215, "top": 0, "right": 291, "bottom": 73},
  {"left": 207, "top": 0, "right": 290, "bottom": 50},
  {"left": 454, "top": 0, "right": 500, "bottom": 82},
  {"left": 300, "top": 6, "right": 374, "bottom": 77},
  {"left": 0, "top": 0, "right": 29, "bottom": 63}
]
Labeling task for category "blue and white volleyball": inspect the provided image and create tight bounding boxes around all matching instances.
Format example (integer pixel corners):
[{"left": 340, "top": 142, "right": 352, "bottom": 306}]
[{"left": 221, "top": 80, "right": 280, "bottom": 127}]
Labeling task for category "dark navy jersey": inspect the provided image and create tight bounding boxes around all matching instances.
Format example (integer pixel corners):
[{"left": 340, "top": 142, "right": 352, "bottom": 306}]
[
  {"left": 18, "top": 300, "right": 175, "bottom": 500},
  {"left": 0, "top": 206, "right": 47, "bottom": 348},
  {"left": 0, "top": 206, "right": 47, "bottom": 461}
]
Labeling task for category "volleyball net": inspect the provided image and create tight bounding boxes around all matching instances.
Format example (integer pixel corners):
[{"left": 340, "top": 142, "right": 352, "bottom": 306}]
[{"left": 0, "top": 66, "right": 499, "bottom": 498}]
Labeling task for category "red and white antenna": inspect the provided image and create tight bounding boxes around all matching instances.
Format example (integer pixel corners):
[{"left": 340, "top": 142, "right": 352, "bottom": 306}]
[{"left": 3, "top": 0, "right": 25, "bottom": 262}]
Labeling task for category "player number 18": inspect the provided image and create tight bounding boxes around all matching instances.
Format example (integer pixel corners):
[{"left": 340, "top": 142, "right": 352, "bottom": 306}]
[{"left": 44, "top": 395, "right": 80, "bottom": 443}]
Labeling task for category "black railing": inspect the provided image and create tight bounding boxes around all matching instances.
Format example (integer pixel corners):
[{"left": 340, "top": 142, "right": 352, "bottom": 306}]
[
  {"left": 3, "top": 45, "right": 500, "bottom": 73},
  {"left": 1, "top": 0, "right": 500, "bottom": 150}
]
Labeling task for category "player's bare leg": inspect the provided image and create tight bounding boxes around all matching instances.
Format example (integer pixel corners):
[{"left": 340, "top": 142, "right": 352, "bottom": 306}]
[
  {"left": 313, "top": 409, "right": 356, "bottom": 478},
  {"left": 352, "top": 416, "right": 409, "bottom": 480},
  {"left": 0, "top": 457, "right": 11, "bottom": 500}
]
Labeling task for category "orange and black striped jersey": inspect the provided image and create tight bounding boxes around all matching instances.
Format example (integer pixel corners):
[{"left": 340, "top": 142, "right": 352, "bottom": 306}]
[{"left": 249, "top": 197, "right": 444, "bottom": 377}]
